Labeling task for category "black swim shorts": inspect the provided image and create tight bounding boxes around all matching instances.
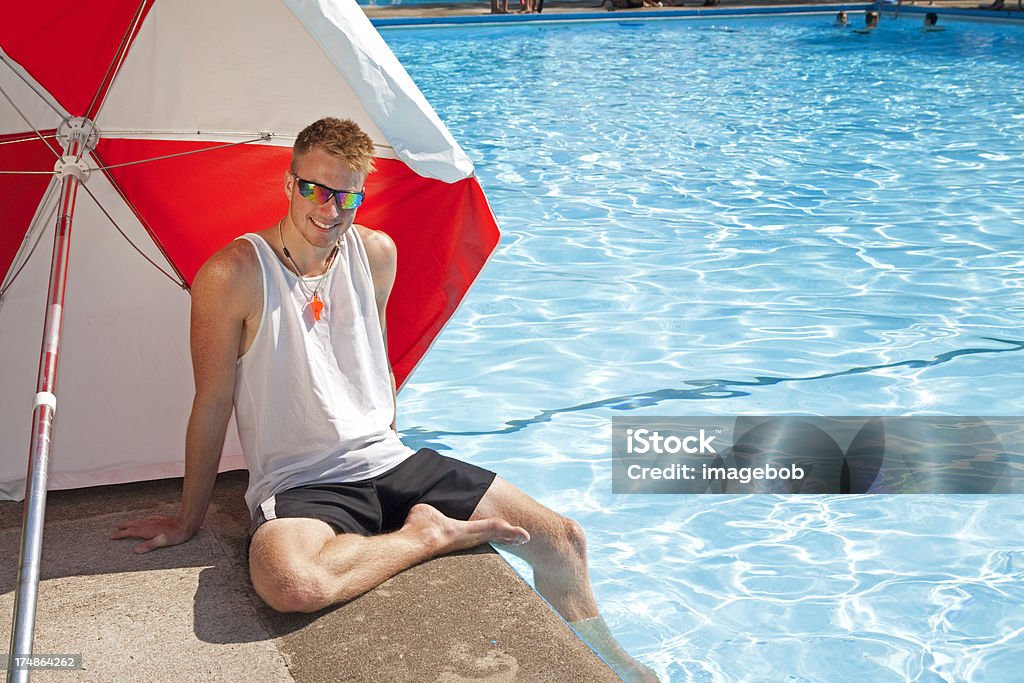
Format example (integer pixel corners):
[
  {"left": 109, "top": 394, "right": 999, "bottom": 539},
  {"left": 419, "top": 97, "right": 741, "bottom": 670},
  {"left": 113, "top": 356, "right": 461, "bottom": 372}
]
[{"left": 248, "top": 448, "right": 497, "bottom": 542}]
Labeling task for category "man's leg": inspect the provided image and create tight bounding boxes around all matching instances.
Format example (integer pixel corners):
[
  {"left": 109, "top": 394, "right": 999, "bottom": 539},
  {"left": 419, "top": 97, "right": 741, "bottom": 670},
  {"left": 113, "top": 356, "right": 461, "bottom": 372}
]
[
  {"left": 249, "top": 505, "right": 527, "bottom": 613},
  {"left": 470, "top": 477, "right": 659, "bottom": 682}
]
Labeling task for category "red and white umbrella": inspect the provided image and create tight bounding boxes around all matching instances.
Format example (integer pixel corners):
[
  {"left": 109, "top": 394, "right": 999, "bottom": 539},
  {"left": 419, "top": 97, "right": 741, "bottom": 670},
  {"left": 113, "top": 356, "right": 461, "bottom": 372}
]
[{"left": 0, "top": 0, "right": 498, "bottom": 665}]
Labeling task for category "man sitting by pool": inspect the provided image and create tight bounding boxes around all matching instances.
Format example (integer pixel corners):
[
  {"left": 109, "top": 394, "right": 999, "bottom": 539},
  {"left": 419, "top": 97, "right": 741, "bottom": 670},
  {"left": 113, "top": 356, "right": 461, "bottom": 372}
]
[{"left": 113, "top": 118, "right": 657, "bottom": 682}]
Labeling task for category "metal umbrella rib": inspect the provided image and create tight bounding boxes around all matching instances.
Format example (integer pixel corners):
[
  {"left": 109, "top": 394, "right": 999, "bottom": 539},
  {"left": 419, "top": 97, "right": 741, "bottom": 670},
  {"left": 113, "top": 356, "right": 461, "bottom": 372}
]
[{"left": 77, "top": 180, "right": 186, "bottom": 289}]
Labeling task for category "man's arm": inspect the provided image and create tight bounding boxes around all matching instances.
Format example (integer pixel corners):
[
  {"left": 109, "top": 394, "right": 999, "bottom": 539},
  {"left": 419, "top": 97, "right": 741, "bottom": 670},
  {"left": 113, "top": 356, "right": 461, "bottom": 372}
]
[
  {"left": 113, "top": 242, "right": 257, "bottom": 553},
  {"left": 357, "top": 225, "right": 399, "bottom": 431}
]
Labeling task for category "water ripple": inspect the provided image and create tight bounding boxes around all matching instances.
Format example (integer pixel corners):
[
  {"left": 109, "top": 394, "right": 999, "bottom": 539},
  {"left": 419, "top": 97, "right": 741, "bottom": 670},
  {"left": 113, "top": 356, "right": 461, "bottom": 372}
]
[
  {"left": 384, "top": 15, "right": 1024, "bottom": 681},
  {"left": 401, "top": 338, "right": 1024, "bottom": 448}
]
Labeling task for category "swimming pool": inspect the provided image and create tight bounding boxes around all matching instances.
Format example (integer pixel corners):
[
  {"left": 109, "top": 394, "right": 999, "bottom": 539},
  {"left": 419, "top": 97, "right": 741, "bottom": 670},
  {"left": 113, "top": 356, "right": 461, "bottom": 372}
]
[{"left": 384, "top": 14, "right": 1024, "bottom": 681}]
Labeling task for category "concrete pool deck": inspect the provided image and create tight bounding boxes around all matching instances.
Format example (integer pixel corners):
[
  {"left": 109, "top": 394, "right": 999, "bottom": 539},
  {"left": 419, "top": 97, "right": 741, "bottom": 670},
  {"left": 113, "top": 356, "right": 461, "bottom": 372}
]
[{"left": 0, "top": 471, "right": 619, "bottom": 681}]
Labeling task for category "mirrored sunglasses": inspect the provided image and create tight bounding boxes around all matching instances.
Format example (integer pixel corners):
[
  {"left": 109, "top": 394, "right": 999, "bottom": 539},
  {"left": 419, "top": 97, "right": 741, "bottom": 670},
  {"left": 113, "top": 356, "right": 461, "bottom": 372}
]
[{"left": 291, "top": 172, "right": 365, "bottom": 210}]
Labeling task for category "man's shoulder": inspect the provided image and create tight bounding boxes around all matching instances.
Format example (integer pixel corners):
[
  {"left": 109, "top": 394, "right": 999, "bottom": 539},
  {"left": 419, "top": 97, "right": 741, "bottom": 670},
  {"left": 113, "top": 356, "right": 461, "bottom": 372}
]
[
  {"left": 355, "top": 224, "right": 396, "bottom": 255},
  {"left": 355, "top": 225, "right": 397, "bottom": 268},
  {"left": 354, "top": 225, "right": 397, "bottom": 299},
  {"left": 194, "top": 237, "right": 261, "bottom": 294}
]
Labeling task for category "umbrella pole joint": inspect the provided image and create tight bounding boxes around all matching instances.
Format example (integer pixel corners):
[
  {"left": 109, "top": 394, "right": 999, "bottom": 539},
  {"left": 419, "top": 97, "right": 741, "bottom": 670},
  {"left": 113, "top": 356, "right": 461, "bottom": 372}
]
[
  {"left": 53, "top": 117, "right": 98, "bottom": 183},
  {"left": 54, "top": 157, "right": 90, "bottom": 183},
  {"left": 56, "top": 117, "right": 99, "bottom": 156}
]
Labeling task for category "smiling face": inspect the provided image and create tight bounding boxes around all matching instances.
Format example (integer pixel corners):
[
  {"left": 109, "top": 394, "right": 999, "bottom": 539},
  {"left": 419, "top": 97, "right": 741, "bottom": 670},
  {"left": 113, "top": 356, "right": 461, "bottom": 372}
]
[{"left": 284, "top": 146, "right": 368, "bottom": 253}]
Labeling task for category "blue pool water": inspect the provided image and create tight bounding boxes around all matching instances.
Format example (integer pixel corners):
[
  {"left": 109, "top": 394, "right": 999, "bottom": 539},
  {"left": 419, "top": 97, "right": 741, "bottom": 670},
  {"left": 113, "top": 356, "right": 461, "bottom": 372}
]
[{"left": 384, "top": 14, "right": 1024, "bottom": 681}]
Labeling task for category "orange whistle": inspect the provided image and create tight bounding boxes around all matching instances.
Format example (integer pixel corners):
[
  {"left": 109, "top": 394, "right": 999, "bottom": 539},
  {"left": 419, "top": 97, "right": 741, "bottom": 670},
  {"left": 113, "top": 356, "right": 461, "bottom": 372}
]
[{"left": 311, "top": 295, "right": 324, "bottom": 321}]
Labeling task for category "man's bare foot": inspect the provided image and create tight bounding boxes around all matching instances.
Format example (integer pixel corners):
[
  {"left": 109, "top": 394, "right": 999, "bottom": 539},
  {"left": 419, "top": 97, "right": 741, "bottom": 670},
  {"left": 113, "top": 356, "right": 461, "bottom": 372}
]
[
  {"left": 572, "top": 615, "right": 661, "bottom": 682},
  {"left": 403, "top": 503, "right": 529, "bottom": 556},
  {"left": 611, "top": 657, "right": 661, "bottom": 683}
]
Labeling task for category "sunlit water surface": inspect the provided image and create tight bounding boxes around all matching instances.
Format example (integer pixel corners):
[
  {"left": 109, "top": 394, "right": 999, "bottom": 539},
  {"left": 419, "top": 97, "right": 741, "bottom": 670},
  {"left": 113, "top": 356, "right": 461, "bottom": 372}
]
[{"left": 383, "top": 15, "right": 1024, "bottom": 682}]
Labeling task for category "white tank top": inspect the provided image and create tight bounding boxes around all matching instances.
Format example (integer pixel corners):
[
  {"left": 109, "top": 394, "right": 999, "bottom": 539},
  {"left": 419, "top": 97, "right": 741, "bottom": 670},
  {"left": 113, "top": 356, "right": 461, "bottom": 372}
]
[{"left": 234, "top": 229, "right": 413, "bottom": 519}]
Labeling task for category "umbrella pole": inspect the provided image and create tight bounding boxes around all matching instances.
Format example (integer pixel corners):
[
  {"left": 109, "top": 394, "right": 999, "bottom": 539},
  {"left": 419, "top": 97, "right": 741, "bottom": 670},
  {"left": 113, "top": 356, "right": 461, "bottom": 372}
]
[{"left": 6, "top": 131, "right": 89, "bottom": 683}]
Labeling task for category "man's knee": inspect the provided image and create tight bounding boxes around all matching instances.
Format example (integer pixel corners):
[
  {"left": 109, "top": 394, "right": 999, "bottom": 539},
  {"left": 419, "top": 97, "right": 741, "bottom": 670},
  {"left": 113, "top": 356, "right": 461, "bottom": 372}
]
[
  {"left": 249, "top": 533, "right": 330, "bottom": 613},
  {"left": 537, "top": 515, "right": 588, "bottom": 564},
  {"left": 252, "top": 558, "right": 330, "bottom": 613},
  {"left": 248, "top": 518, "right": 338, "bottom": 613},
  {"left": 561, "top": 516, "right": 587, "bottom": 556}
]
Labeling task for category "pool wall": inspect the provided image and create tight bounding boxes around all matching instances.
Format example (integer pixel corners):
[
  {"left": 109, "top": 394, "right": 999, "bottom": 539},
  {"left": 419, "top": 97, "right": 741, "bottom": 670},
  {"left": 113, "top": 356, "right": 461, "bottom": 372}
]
[{"left": 370, "top": 3, "right": 1024, "bottom": 27}]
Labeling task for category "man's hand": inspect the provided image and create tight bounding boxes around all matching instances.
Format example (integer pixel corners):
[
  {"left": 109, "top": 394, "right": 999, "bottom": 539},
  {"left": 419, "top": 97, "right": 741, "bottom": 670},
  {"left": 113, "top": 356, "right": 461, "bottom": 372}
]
[{"left": 111, "top": 516, "right": 196, "bottom": 554}]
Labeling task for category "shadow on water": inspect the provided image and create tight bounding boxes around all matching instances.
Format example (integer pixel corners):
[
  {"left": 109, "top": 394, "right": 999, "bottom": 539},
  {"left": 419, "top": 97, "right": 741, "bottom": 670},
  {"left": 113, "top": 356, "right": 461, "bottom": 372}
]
[{"left": 402, "top": 337, "right": 1024, "bottom": 449}]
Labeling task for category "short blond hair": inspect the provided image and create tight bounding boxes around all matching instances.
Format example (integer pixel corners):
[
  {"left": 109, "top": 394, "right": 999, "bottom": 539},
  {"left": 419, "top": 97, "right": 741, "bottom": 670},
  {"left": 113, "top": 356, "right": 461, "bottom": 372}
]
[{"left": 293, "top": 117, "right": 376, "bottom": 174}]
